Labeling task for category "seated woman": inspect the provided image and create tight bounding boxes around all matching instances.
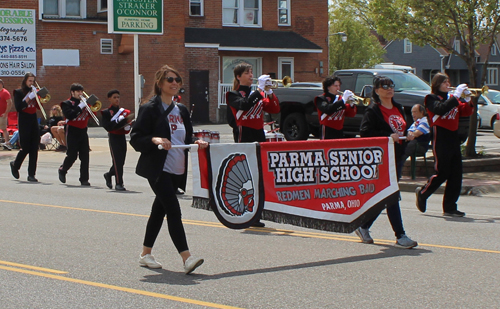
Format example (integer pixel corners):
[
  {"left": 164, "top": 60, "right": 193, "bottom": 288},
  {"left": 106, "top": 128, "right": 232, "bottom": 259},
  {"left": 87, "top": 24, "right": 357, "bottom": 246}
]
[{"left": 45, "top": 106, "right": 67, "bottom": 151}]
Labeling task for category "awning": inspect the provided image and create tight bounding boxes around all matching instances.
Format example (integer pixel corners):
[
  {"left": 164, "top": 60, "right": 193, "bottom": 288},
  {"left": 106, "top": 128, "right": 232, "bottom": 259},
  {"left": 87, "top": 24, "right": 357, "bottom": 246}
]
[{"left": 185, "top": 27, "right": 322, "bottom": 53}]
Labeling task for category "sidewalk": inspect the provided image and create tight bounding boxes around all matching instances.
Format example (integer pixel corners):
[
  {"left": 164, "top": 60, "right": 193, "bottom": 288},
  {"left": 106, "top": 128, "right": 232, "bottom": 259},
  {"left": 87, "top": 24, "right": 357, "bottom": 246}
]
[{"left": 85, "top": 125, "right": 500, "bottom": 196}]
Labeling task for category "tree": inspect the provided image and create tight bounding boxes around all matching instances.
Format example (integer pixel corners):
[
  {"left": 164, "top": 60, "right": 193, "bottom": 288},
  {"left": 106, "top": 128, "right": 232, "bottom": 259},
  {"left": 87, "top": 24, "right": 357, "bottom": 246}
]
[
  {"left": 371, "top": 0, "right": 500, "bottom": 157},
  {"left": 328, "top": 1, "right": 385, "bottom": 73}
]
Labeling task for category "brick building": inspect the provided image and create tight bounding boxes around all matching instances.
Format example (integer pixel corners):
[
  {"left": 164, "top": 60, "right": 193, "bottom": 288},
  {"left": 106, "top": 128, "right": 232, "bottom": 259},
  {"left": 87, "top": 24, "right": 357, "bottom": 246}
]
[{"left": 1, "top": 1, "right": 328, "bottom": 124}]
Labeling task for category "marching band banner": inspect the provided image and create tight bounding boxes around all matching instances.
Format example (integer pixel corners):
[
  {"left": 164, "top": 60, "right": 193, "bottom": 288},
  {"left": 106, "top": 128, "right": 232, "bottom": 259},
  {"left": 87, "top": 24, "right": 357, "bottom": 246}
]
[{"left": 192, "top": 137, "right": 400, "bottom": 233}]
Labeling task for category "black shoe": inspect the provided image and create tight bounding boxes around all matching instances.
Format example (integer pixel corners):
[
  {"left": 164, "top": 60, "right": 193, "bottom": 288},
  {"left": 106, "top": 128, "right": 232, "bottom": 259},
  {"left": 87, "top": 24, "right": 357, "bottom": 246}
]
[
  {"left": 251, "top": 221, "right": 265, "bottom": 228},
  {"left": 115, "top": 184, "right": 126, "bottom": 191},
  {"left": 10, "top": 161, "right": 19, "bottom": 179},
  {"left": 27, "top": 176, "right": 38, "bottom": 182},
  {"left": 443, "top": 210, "right": 466, "bottom": 217},
  {"left": 58, "top": 167, "right": 66, "bottom": 183},
  {"left": 176, "top": 188, "right": 185, "bottom": 195},
  {"left": 415, "top": 187, "right": 426, "bottom": 213},
  {"left": 103, "top": 173, "right": 112, "bottom": 189},
  {"left": 80, "top": 181, "right": 91, "bottom": 186}
]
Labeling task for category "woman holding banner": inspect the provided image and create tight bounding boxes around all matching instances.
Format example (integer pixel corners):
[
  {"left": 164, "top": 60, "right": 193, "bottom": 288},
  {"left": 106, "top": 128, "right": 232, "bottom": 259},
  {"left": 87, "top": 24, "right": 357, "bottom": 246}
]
[
  {"left": 357, "top": 76, "right": 418, "bottom": 249},
  {"left": 130, "top": 64, "right": 208, "bottom": 274}
]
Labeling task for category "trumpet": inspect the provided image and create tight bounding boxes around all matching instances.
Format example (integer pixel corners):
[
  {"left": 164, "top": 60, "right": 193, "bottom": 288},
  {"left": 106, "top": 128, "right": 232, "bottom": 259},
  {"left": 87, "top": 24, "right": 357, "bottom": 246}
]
[
  {"left": 270, "top": 76, "right": 292, "bottom": 89},
  {"left": 35, "top": 81, "right": 51, "bottom": 104},
  {"left": 449, "top": 85, "right": 489, "bottom": 98},
  {"left": 79, "top": 92, "right": 101, "bottom": 125},
  {"left": 338, "top": 90, "right": 371, "bottom": 106}
]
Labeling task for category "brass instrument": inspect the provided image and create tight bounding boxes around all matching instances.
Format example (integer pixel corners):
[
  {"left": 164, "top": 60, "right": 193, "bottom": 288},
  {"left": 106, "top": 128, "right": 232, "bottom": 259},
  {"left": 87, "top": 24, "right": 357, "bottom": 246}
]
[
  {"left": 35, "top": 81, "right": 51, "bottom": 104},
  {"left": 29, "top": 85, "right": 47, "bottom": 120},
  {"left": 449, "top": 85, "right": 489, "bottom": 98},
  {"left": 82, "top": 91, "right": 102, "bottom": 112},
  {"left": 79, "top": 92, "right": 101, "bottom": 125},
  {"left": 338, "top": 90, "right": 371, "bottom": 106},
  {"left": 270, "top": 76, "right": 292, "bottom": 89}
]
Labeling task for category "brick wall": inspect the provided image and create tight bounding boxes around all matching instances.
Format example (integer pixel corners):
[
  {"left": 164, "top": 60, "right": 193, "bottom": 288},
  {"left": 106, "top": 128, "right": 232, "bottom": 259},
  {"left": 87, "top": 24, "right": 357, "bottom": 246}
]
[{"left": 2, "top": 0, "right": 328, "bottom": 124}]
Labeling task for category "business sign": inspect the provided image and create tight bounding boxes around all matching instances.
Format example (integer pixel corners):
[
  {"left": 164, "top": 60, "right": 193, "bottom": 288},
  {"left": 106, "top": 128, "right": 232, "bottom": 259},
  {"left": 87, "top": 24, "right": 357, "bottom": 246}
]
[
  {"left": 0, "top": 8, "right": 36, "bottom": 77},
  {"left": 108, "top": 0, "right": 163, "bottom": 34},
  {"left": 192, "top": 137, "right": 400, "bottom": 232}
]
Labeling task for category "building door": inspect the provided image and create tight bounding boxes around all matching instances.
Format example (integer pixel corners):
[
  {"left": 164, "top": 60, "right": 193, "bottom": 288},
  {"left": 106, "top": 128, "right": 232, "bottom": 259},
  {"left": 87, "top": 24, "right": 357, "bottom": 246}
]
[{"left": 189, "top": 70, "right": 209, "bottom": 123}]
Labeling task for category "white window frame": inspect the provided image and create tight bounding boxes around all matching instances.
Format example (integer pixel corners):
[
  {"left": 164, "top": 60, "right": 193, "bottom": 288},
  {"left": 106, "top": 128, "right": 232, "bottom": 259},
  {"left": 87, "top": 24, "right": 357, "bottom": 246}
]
[
  {"left": 100, "top": 39, "right": 113, "bottom": 54},
  {"left": 453, "top": 39, "right": 461, "bottom": 54},
  {"left": 278, "top": 57, "right": 294, "bottom": 81},
  {"left": 278, "top": 0, "right": 291, "bottom": 26},
  {"left": 222, "top": 56, "right": 262, "bottom": 84},
  {"left": 487, "top": 67, "right": 498, "bottom": 86},
  {"left": 42, "top": 0, "right": 86, "bottom": 19},
  {"left": 189, "top": 0, "right": 204, "bottom": 16},
  {"left": 222, "top": 0, "right": 262, "bottom": 28},
  {"left": 491, "top": 44, "right": 497, "bottom": 56},
  {"left": 404, "top": 38, "right": 412, "bottom": 54},
  {"left": 97, "top": 0, "right": 107, "bottom": 13}
]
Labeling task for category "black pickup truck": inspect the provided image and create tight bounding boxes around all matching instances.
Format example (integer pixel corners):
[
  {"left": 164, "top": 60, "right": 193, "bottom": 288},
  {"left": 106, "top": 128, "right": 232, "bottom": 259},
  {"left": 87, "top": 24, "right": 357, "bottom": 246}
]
[{"left": 273, "top": 69, "right": 470, "bottom": 142}]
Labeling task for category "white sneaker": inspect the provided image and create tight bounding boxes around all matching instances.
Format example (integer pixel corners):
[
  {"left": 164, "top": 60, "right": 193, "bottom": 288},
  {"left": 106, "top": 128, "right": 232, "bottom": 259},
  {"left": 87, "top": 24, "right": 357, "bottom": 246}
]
[
  {"left": 139, "top": 254, "right": 162, "bottom": 269},
  {"left": 395, "top": 235, "right": 418, "bottom": 249},
  {"left": 354, "top": 227, "right": 374, "bottom": 244},
  {"left": 184, "top": 256, "right": 204, "bottom": 275}
]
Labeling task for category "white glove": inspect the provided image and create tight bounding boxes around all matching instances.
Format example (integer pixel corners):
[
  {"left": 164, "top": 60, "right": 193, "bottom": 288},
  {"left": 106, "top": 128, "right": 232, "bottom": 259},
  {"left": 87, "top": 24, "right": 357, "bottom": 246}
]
[
  {"left": 124, "top": 125, "right": 131, "bottom": 131},
  {"left": 78, "top": 101, "right": 87, "bottom": 109},
  {"left": 118, "top": 115, "right": 125, "bottom": 122},
  {"left": 28, "top": 91, "right": 36, "bottom": 100},
  {"left": 265, "top": 88, "right": 273, "bottom": 95},
  {"left": 464, "top": 96, "right": 471, "bottom": 103},
  {"left": 342, "top": 90, "right": 354, "bottom": 104},
  {"left": 258, "top": 74, "right": 270, "bottom": 91},
  {"left": 454, "top": 84, "right": 468, "bottom": 98}
]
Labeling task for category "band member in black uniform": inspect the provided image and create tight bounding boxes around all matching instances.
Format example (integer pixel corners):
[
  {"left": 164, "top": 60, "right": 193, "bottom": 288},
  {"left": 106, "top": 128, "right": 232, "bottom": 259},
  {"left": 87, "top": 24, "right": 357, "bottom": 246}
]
[
  {"left": 101, "top": 89, "right": 132, "bottom": 191},
  {"left": 416, "top": 73, "right": 473, "bottom": 217},
  {"left": 226, "top": 63, "right": 280, "bottom": 227},
  {"left": 58, "top": 83, "right": 94, "bottom": 186},
  {"left": 11, "top": 72, "right": 41, "bottom": 182},
  {"left": 130, "top": 64, "right": 208, "bottom": 274},
  {"left": 314, "top": 76, "right": 357, "bottom": 139}
]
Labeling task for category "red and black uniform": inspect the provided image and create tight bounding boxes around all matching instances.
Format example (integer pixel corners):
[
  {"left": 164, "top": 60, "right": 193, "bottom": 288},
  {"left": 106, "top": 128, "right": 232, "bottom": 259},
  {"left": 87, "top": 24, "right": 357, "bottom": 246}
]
[
  {"left": 12, "top": 88, "right": 40, "bottom": 178},
  {"left": 420, "top": 91, "right": 473, "bottom": 212},
  {"left": 315, "top": 93, "right": 357, "bottom": 139},
  {"left": 226, "top": 85, "right": 280, "bottom": 142},
  {"left": 60, "top": 96, "right": 94, "bottom": 183},
  {"left": 101, "top": 105, "right": 132, "bottom": 186}
]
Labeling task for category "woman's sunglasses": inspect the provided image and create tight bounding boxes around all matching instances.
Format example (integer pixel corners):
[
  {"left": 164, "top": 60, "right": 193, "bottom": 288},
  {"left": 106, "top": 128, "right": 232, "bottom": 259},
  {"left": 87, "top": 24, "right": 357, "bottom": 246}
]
[
  {"left": 164, "top": 76, "right": 182, "bottom": 83},
  {"left": 380, "top": 84, "right": 395, "bottom": 90}
]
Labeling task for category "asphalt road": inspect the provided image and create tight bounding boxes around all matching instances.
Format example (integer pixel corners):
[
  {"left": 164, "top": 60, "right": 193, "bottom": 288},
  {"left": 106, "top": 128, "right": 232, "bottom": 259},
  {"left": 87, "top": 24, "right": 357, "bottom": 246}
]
[{"left": 1, "top": 126, "right": 499, "bottom": 308}]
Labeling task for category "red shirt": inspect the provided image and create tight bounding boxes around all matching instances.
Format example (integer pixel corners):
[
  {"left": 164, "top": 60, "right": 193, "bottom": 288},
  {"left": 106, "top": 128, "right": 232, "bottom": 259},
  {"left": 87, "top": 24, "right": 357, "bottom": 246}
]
[
  {"left": 380, "top": 104, "right": 406, "bottom": 137},
  {"left": 0, "top": 88, "right": 11, "bottom": 115}
]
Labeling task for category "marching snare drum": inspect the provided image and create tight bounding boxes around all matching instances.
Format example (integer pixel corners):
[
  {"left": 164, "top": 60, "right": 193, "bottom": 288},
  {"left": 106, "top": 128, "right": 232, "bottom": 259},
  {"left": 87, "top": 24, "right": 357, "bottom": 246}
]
[
  {"left": 265, "top": 132, "right": 285, "bottom": 142},
  {"left": 210, "top": 131, "right": 220, "bottom": 143}
]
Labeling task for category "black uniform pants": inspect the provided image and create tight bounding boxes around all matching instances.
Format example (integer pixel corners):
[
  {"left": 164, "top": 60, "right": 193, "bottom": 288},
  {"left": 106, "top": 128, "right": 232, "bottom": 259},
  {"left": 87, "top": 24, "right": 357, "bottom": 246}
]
[
  {"left": 321, "top": 125, "right": 344, "bottom": 139},
  {"left": 13, "top": 112, "right": 39, "bottom": 177},
  {"left": 236, "top": 126, "right": 265, "bottom": 143},
  {"left": 61, "top": 125, "right": 90, "bottom": 182},
  {"left": 420, "top": 126, "right": 462, "bottom": 212},
  {"left": 107, "top": 133, "right": 127, "bottom": 185}
]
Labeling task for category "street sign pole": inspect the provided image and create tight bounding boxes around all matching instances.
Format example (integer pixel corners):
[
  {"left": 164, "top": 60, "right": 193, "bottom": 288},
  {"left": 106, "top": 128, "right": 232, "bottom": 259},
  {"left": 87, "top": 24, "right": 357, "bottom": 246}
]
[{"left": 107, "top": 0, "right": 163, "bottom": 116}]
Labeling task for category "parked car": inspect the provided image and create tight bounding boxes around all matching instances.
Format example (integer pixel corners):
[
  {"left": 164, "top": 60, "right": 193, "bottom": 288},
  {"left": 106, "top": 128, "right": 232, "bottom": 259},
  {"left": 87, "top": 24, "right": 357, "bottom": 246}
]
[
  {"left": 477, "top": 89, "right": 500, "bottom": 129},
  {"left": 273, "top": 69, "right": 471, "bottom": 143}
]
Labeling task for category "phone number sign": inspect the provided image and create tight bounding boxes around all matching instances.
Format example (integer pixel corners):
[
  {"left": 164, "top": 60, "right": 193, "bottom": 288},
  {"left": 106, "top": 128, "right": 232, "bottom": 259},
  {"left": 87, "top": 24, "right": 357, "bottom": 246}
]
[
  {"left": 0, "top": 8, "right": 36, "bottom": 77},
  {"left": 108, "top": 0, "right": 163, "bottom": 35}
]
